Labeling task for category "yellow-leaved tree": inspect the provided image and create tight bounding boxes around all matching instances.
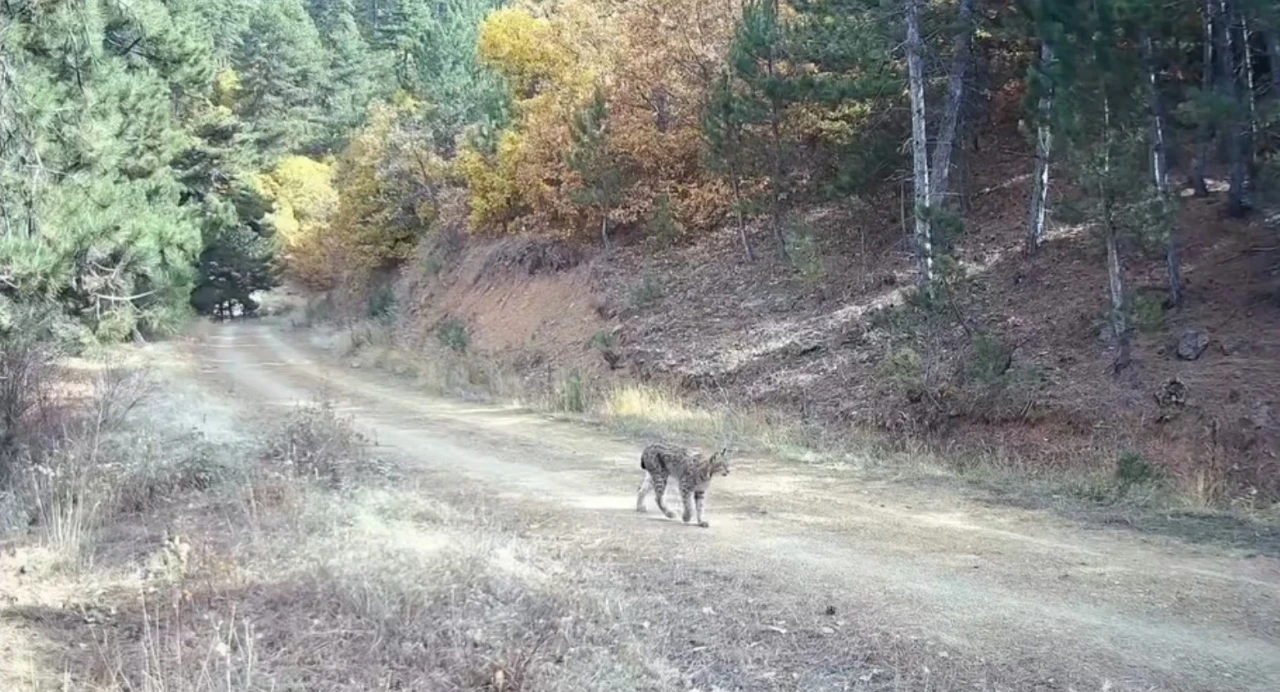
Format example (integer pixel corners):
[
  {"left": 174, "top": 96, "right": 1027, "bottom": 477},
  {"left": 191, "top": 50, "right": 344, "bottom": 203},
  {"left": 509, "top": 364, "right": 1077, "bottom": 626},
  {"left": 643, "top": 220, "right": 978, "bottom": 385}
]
[
  {"left": 255, "top": 156, "right": 338, "bottom": 290},
  {"left": 459, "top": 0, "right": 735, "bottom": 241},
  {"left": 462, "top": 3, "right": 605, "bottom": 235},
  {"left": 330, "top": 102, "right": 444, "bottom": 282}
]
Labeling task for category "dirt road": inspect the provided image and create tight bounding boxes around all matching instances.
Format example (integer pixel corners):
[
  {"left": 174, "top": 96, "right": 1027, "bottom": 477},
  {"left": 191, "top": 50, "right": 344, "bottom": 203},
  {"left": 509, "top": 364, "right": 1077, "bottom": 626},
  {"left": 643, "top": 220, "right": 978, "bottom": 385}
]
[{"left": 191, "top": 321, "right": 1280, "bottom": 691}]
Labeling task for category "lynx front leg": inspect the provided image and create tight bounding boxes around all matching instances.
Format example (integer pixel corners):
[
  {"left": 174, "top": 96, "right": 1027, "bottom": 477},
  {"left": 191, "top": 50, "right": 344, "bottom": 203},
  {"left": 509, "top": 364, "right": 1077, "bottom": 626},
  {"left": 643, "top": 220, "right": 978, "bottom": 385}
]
[
  {"left": 680, "top": 489, "right": 694, "bottom": 524},
  {"left": 635, "top": 472, "right": 652, "bottom": 513},
  {"left": 651, "top": 475, "right": 677, "bottom": 519},
  {"left": 694, "top": 490, "right": 709, "bottom": 528}
]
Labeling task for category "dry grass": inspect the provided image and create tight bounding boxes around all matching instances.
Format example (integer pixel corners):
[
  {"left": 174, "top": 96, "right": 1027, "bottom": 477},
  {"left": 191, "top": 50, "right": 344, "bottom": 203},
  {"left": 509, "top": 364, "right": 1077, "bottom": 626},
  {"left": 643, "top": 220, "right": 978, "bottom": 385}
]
[
  {"left": 1, "top": 364, "right": 672, "bottom": 692},
  {"left": 2, "top": 340, "right": 1190, "bottom": 692}
]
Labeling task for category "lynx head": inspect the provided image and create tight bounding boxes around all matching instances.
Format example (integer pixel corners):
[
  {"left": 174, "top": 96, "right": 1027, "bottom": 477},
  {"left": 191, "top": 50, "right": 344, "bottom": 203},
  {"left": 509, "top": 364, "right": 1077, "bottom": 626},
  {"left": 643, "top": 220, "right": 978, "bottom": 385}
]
[{"left": 708, "top": 446, "right": 731, "bottom": 477}]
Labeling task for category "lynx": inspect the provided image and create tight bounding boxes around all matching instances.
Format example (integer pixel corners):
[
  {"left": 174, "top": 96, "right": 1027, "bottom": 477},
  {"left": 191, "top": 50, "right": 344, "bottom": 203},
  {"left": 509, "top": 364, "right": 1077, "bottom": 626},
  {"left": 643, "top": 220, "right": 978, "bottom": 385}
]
[{"left": 635, "top": 443, "right": 730, "bottom": 528}]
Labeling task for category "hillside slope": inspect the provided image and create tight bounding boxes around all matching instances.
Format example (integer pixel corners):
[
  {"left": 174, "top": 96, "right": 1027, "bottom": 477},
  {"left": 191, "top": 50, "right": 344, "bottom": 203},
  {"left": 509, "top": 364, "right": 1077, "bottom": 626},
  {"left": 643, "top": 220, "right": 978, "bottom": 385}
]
[{"left": 317, "top": 129, "right": 1280, "bottom": 506}]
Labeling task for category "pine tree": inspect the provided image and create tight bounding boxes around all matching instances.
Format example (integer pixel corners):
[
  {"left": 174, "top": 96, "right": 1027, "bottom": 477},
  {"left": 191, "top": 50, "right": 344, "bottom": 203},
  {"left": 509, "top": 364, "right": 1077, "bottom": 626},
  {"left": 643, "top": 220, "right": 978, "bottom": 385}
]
[
  {"left": 321, "top": 9, "right": 392, "bottom": 146},
  {"left": 232, "top": 0, "right": 330, "bottom": 158},
  {"left": 702, "top": 72, "right": 758, "bottom": 261},
  {"left": 567, "top": 88, "right": 628, "bottom": 249},
  {"left": 1, "top": 0, "right": 220, "bottom": 339},
  {"left": 733, "top": 0, "right": 792, "bottom": 259}
]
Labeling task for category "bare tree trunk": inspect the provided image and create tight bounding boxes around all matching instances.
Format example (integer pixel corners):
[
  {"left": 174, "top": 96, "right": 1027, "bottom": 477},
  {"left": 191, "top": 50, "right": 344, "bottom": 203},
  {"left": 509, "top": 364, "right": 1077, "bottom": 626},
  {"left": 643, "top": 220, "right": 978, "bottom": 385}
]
[
  {"left": 730, "top": 173, "right": 755, "bottom": 261},
  {"left": 1099, "top": 92, "right": 1130, "bottom": 373},
  {"left": 1191, "top": 0, "right": 1213, "bottom": 196},
  {"left": 906, "top": 0, "right": 934, "bottom": 285},
  {"left": 1242, "top": 15, "right": 1258, "bottom": 163},
  {"left": 1220, "top": 0, "right": 1248, "bottom": 216},
  {"left": 765, "top": 0, "right": 788, "bottom": 259},
  {"left": 928, "top": 0, "right": 976, "bottom": 210},
  {"left": 600, "top": 212, "right": 610, "bottom": 249},
  {"left": 1268, "top": 30, "right": 1280, "bottom": 96},
  {"left": 1027, "top": 41, "right": 1055, "bottom": 253},
  {"left": 1141, "top": 31, "right": 1183, "bottom": 307}
]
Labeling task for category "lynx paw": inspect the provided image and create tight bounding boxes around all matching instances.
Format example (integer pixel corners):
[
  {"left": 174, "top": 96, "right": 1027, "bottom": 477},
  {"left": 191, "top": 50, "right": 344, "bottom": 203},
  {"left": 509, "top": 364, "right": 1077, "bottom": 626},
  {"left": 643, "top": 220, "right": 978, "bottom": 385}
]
[
  {"left": 664, "top": 511, "right": 677, "bottom": 519},
  {"left": 698, "top": 521, "right": 710, "bottom": 528}
]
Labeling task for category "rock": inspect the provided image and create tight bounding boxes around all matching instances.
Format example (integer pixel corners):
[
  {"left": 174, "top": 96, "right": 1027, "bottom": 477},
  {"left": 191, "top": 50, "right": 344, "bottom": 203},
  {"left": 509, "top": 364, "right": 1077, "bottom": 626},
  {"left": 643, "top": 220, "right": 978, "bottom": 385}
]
[
  {"left": 1176, "top": 329, "right": 1209, "bottom": 360},
  {"left": 787, "top": 341, "right": 824, "bottom": 357},
  {"left": 1248, "top": 403, "right": 1276, "bottom": 429},
  {"left": 1218, "top": 337, "right": 1246, "bottom": 356}
]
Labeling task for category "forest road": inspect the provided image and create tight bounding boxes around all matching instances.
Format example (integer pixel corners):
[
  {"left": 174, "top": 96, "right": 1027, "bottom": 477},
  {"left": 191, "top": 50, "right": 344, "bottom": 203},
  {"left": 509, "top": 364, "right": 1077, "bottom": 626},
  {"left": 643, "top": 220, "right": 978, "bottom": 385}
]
[{"left": 189, "top": 320, "right": 1280, "bottom": 692}]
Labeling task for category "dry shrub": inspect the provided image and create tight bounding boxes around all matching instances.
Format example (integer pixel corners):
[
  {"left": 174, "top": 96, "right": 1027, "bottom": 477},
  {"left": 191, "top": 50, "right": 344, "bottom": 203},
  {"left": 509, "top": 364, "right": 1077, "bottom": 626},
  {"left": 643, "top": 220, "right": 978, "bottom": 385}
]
[
  {"left": 262, "top": 401, "right": 371, "bottom": 486},
  {"left": 0, "top": 310, "right": 61, "bottom": 480},
  {"left": 5, "top": 362, "right": 159, "bottom": 557}
]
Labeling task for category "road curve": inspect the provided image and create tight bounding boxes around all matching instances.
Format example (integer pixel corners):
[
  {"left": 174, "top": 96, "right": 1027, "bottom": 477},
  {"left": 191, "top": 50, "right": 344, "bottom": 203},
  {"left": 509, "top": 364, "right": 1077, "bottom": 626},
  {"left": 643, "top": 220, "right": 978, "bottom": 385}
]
[{"left": 189, "top": 321, "right": 1280, "bottom": 692}]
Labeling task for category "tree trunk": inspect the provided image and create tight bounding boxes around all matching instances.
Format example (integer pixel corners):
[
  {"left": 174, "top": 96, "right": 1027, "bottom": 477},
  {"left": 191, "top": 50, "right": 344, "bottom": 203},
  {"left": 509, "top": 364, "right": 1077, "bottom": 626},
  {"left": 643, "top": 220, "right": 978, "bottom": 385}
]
[
  {"left": 600, "top": 212, "right": 610, "bottom": 249},
  {"left": 765, "top": 0, "right": 788, "bottom": 259},
  {"left": 905, "top": 0, "right": 934, "bottom": 285},
  {"left": 1141, "top": 31, "right": 1183, "bottom": 307},
  {"left": 1027, "top": 41, "right": 1054, "bottom": 254},
  {"left": 1242, "top": 15, "right": 1258, "bottom": 163},
  {"left": 1219, "top": 0, "right": 1248, "bottom": 216},
  {"left": 730, "top": 173, "right": 755, "bottom": 261},
  {"left": 1268, "top": 30, "right": 1280, "bottom": 96},
  {"left": 928, "top": 0, "right": 976, "bottom": 210},
  {"left": 1100, "top": 92, "right": 1130, "bottom": 373},
  {"left": 1191, "top": 0, "right": 1213, "bottom": 196}
]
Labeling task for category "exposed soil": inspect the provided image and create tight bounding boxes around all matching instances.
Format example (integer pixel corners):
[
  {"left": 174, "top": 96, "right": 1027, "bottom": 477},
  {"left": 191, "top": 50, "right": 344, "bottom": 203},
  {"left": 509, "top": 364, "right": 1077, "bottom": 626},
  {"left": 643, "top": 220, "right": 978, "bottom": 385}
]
[
  {"left": 185, "top": 320, "right": 1280, "bottom": 691},
  {"left": 376, "top": 158, "right": 1280, "bottom": 502}
]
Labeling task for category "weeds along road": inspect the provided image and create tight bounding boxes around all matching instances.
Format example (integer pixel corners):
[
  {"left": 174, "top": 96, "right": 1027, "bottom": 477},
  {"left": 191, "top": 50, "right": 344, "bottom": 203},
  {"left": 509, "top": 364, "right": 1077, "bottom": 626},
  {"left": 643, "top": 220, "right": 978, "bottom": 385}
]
[{"left": 191, "top": 320, "right": 1280, "bottom": 691}]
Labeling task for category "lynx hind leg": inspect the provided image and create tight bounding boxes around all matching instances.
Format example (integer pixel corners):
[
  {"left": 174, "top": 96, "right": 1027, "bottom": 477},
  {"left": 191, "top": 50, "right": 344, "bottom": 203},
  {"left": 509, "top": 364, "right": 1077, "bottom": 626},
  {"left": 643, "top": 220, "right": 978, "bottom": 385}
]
[
  {"left": 680, "top": 489, "right": 694, "bottom": 524},
  {"left": 635, "top": 471, "right": 652, "bottom": 513},
  {"left": 694, "top": 490, "right": 708, "bottom": 528},
  {"left": 651, "top": 475, "right": 677, "bottom": 519}
]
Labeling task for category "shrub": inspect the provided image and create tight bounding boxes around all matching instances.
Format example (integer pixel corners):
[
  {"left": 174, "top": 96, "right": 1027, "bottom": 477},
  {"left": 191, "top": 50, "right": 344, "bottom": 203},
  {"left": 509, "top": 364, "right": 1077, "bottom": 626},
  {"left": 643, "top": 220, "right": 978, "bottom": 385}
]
[
  {"left": 424, "top": 254, "right": 445, "bottom": 277},
  {"left": 880, "top": 346, "right": 925, "bottom": 397},
  {"left": 368, "top": 286, "right": 398, "bottom": 324},
  {"left": 0, "top": 310, "right": 60, "bottom": 478},
  {"left": 558, "top": 370, "right": 587, "bottom": 413},
  {"left": 1116, "top": 451, "right": 1158, "bottom": 488},
  {"left": 629, "top": 276, "right": 664, "bottom": 309},
  {"left": 785, "top": 222, "right": 824, "bottom": 285},
  {"left": 438, "top": 318, "right": 470, "bottom": 354},
  {"left": 1129, "top": 292, "right": 1166, "bottom": 333},
  {"left": 263, "top": 401, "right": 368, "bottom": 487},
  {"left": 646, "top": 192, "right": 680, "bottom": 242},
  {"left": 965, "top": 332, "right": 1013, "bottom": 385},
  {"left": 586, "top": 329, "right": 616, "bottom": 350}
]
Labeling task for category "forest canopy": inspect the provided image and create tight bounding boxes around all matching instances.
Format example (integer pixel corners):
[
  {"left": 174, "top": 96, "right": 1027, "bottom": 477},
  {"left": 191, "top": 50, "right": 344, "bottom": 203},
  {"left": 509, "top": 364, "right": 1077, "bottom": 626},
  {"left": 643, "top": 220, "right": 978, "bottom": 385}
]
[{"left": 2, "top": 0, "right": 1278, "bottom": 349}]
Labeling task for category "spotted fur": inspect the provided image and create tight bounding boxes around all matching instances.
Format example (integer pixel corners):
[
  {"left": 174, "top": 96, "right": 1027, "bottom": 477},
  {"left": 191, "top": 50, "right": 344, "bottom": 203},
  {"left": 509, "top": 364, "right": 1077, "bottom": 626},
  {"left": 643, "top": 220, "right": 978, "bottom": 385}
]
[{"left": 635, "top": 443, "right": 730, "bottom": 528}]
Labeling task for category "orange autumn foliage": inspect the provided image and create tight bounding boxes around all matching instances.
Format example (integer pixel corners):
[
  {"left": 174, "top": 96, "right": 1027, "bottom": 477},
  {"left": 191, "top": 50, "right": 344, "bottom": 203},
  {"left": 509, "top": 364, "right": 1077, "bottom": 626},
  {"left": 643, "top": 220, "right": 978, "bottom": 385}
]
[{"left": 461, "top": 0, "right": 739, "bottom": 240}]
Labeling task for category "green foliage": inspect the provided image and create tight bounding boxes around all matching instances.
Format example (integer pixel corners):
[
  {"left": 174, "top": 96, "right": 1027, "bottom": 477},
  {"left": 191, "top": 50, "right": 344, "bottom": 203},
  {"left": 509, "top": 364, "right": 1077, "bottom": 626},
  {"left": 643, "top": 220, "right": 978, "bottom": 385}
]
[
  {"left": 383, "top": 0, "right": 509, "bottom": 155},
  {"left": 367, "top": 286, "right": 397, "bottom": 324},
  {"left": 568, "top": 87, "right": 629, "bottom": 244},
  {"left": 1115, "top": 451, "right": 1158, "bottom": 489},
  {"left": 587, "top": 330, "right": 617, "bottom": 351},
  {"left": 558, "top": 370, "right": 587, "bottom": 413},
  {"left": 1, "top": 0, "right": 215, "bottom": 339},
  {"left": 231, "top": 0, "right": 331, "bottom": 157},
  {"left": 785, "top": 222, "right": 825, "bottom": 284},
  {"left": 437, "top": 317, "right": 469, "bottom": 353},
  {"left": 629, "top": 276, "right": 664, "bottom": 309},
  {"left": 1128, "top": 292, "right": 1166, "bottom": 333},
  {"left": 965, "top": 332, "right": 1013, "bottom": 385},
  {"left": 879, "top": 346, "right": 925, "bottom": 399},
  {"left": 646, "top": 193, "right": 680, "bottom": 242},
  {"left": 423, "top": 254, "right": 445, "bottom": 277}
]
